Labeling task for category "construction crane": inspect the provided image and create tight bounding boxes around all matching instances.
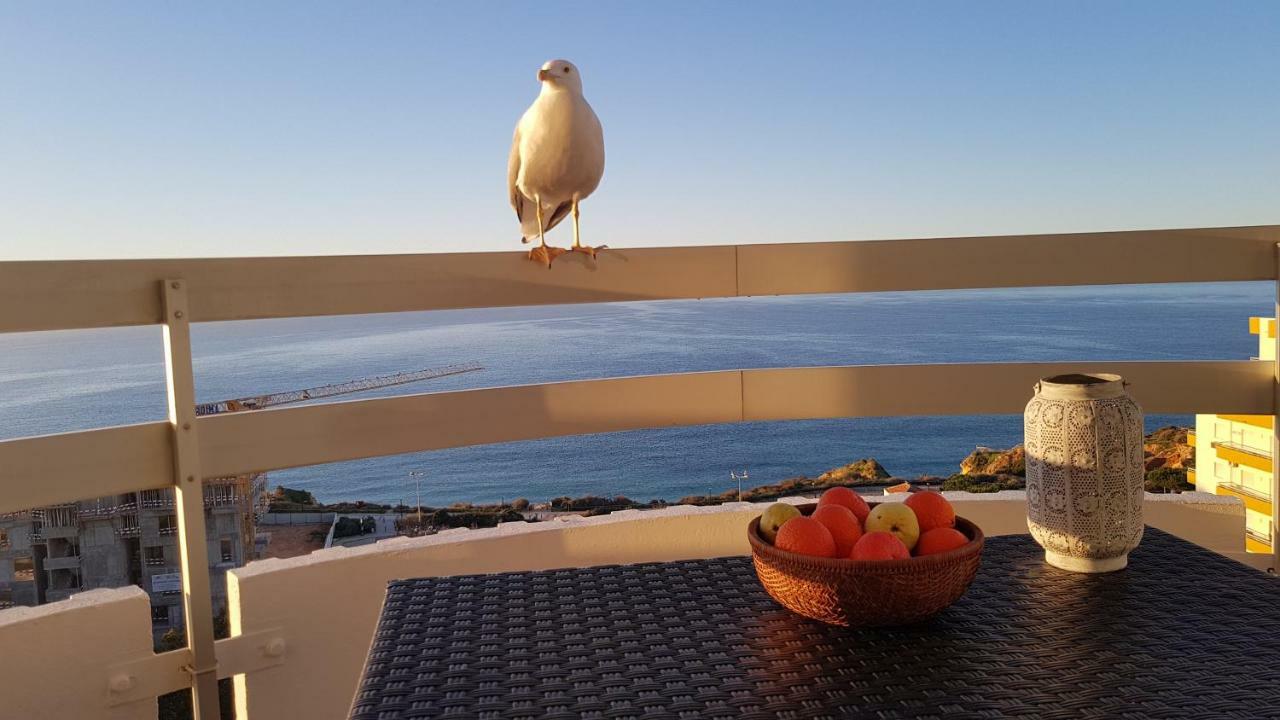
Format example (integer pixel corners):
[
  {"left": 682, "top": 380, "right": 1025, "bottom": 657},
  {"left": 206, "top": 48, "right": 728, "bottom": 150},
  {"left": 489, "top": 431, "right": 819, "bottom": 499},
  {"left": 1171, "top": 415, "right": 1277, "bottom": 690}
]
[{"left": 194, "top": 362, "right": 482, "bottom": 416}]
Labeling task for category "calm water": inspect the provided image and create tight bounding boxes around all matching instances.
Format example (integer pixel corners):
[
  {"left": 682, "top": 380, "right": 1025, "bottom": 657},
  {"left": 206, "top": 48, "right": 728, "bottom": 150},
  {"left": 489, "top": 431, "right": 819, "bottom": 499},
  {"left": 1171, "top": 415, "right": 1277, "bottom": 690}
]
[{"left": 0, "top": 283, "right": 1269, "bottom": 505}]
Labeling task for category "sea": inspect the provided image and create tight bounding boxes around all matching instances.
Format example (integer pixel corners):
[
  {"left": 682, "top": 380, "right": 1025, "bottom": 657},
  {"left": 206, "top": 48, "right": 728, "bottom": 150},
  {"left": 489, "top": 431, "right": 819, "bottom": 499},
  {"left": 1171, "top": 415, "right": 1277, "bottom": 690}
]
[{"left": 0, "top": 282, "right": 1270, "bottom": 506}]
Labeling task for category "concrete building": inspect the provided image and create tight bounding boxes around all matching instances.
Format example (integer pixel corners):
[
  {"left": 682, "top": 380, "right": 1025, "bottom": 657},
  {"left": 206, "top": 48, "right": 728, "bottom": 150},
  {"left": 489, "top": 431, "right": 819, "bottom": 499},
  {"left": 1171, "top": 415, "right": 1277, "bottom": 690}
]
[
  {"left": 1190, "top": 316, "right": 1275, "bottom": 553},
  {"left": 0, "top": 474, "right": 265, "bottom": 636}
]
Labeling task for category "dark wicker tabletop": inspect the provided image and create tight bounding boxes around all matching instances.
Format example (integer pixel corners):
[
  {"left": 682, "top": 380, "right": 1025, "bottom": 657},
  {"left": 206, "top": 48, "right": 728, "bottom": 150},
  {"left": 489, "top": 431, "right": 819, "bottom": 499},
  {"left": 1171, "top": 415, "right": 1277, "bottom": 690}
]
[{"left": 350, "top": 529, "right": 1280, "bottom": 719}]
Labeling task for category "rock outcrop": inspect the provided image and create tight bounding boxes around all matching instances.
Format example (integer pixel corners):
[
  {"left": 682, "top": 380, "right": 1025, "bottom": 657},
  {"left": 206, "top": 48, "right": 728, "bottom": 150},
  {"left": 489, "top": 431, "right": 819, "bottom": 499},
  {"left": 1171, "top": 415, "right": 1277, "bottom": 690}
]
[
  {"left": 816, "top": 458, "right": 892, "bottom": 485},
  {"left": 960, "top": 446, "right": 1026, "bottom": 476},
  {"left": 1143, "top": 426, "right": 1194, "bottom": 471}
]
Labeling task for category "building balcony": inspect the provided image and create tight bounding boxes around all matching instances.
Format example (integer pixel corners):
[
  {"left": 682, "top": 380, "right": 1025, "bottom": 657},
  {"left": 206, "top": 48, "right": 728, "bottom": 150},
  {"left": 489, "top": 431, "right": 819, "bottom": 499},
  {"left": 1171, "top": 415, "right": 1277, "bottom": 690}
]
[
  {"left": 0, "top": 225, "right": 1277, "bottom": 719},
  {"left": 1214, "top": 483, "right": 1272, "bottom": 516},
  {"left": 1211, "top": 441, "right": 1274, "bottom": 473},
  {"left": 43, "top": 555, "right": 81, "bottom": 571}
]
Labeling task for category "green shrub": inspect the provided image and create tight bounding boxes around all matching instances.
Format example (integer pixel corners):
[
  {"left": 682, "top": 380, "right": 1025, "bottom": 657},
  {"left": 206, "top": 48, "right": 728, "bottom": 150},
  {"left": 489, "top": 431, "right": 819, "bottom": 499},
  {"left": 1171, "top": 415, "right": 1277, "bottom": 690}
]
[{"left": 1145, "top": 467, "right": 1192, "bottom": 494}]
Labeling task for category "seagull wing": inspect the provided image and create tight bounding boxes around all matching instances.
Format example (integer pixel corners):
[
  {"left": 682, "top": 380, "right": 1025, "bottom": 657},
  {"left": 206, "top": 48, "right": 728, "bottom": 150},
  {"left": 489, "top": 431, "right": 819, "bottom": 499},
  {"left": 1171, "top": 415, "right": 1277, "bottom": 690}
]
[
  {"left": 508, "top": 126, "right": 524, "bottom": 220},
  {"left": 511, "top": 122, "right": 573, "bottom": 239}
]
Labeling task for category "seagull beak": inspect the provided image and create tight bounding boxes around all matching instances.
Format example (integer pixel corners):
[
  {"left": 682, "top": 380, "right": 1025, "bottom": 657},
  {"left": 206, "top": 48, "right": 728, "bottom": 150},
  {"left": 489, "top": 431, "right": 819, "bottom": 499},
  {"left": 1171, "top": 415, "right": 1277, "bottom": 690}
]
[{"left": 537, "top": 68, "right": 550, "bottom": 82}]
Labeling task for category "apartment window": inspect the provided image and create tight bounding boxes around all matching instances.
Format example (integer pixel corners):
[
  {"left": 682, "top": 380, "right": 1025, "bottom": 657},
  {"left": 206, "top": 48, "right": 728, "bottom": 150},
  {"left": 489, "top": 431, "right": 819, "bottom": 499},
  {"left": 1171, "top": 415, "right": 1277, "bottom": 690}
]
[
  {"left": 145, "top": 546, "right": 166, "bottom": 567},
  {"left": 49, "top": 538, "right": 79, "bottom": 558},
  {"left": 0, "top": 529, "right": 8, "bottom": 550},
  {"left": 159, "top": 515, "right": 178, "bottom": 536},
  {"left": 220, "top": 539, "right": 234, "bottom": 563},
  {"left": 13, "top": 556, "right": 33, "bottom": 582},
  {"left": 151, "top": 605, "right": 169, "bottom": 626}
]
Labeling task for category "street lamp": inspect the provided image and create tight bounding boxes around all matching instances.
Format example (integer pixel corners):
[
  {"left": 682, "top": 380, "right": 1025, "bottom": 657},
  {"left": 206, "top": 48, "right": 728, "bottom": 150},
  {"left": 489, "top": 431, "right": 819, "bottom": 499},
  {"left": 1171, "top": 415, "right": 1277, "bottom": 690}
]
[
  {"left": 408, "top": 471, "right": 425, "bottom": 526},
  {"left": 731, "top": 470, "right": 749, "bottom": 502}
]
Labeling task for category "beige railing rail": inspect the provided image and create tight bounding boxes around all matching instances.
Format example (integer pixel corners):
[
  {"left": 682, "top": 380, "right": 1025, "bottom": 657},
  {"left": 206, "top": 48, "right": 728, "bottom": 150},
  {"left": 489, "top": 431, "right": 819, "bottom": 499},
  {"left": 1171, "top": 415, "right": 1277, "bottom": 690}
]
[{"left": 1, "top": 224, "right": 1278, "bottom": 718}]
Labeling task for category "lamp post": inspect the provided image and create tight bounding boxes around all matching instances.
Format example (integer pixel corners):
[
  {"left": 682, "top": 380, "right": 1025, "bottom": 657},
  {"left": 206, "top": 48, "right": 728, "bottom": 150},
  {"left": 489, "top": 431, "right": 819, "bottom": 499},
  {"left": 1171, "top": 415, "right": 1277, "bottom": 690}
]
[
  {"left": 408, "top": 471, "right": 425, "bottom": 527},
  {"left": 731, "top": 470, "right": 749, "bottom": 502}
]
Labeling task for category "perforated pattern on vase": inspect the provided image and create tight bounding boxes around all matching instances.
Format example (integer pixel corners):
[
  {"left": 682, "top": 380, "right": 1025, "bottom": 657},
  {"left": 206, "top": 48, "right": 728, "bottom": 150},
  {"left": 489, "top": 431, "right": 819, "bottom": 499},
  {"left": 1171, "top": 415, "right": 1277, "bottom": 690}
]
[{"left": 1025, "top": 391, "right": 1144, "bottom": 560}]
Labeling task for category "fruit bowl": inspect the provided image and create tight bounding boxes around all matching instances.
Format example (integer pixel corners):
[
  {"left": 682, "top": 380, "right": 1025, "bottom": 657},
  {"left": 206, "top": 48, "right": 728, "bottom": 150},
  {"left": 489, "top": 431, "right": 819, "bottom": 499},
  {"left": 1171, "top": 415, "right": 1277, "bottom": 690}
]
[{"left": 748, "top": 502, "right": 984, "bottom": 627}]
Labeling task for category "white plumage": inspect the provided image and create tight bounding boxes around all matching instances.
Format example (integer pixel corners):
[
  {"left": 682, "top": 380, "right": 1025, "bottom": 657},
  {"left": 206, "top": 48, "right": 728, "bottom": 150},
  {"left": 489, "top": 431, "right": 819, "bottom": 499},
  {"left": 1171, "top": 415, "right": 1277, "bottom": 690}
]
[{"left": 508, "top": 59, "right": 605, "bottom": 267}]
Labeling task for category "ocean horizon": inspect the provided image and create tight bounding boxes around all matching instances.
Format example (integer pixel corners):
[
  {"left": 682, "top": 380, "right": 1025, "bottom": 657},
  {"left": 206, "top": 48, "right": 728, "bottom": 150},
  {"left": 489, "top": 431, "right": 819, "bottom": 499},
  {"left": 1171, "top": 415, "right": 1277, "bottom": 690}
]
[{"left": 0, "top": 281, "right": 1269, "bottom": 506}]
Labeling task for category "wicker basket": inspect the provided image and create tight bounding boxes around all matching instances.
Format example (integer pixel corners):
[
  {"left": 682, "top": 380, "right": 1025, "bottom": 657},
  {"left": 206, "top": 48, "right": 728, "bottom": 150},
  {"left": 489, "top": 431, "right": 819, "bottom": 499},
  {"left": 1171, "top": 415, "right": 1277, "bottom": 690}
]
[{"left": 748, "top": 502, "right": 984, "bottom": 627}]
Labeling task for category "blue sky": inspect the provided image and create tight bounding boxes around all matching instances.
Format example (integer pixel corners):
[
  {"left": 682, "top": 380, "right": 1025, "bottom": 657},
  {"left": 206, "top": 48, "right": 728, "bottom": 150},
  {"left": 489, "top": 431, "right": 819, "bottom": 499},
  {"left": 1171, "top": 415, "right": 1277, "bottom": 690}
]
[{"left": 1, "top": 2, "right": 1276, "bottom": 260}]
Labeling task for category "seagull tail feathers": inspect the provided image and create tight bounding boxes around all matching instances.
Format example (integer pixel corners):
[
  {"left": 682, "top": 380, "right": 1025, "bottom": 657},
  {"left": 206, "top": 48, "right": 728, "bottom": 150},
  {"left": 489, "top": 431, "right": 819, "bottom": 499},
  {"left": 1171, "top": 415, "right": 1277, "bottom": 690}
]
[{"left": 518, "top": 200, "right": 573, "bottom": 243}]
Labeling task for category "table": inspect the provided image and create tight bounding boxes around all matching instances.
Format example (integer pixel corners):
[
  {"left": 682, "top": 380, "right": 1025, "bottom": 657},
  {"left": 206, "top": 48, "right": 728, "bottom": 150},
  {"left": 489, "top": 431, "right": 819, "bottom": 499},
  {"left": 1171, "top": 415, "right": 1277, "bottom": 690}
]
[{"left": 349, "top": 529, "right": 1280, "bottom": 719}]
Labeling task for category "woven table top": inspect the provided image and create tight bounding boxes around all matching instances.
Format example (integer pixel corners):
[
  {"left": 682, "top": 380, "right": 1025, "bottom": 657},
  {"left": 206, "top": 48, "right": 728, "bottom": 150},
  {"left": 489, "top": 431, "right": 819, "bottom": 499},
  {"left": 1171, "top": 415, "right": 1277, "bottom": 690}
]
[{"left": 350, "top": 528, "right": 1280, "bottom": 719}]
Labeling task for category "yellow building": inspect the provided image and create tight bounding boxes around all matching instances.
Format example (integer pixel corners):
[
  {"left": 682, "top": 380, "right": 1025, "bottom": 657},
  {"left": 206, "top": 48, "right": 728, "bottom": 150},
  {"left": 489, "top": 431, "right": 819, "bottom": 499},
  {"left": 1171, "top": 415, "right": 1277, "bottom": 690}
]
[{"left": 1191, "top": 316, "right": 1275, "bottom": 553}]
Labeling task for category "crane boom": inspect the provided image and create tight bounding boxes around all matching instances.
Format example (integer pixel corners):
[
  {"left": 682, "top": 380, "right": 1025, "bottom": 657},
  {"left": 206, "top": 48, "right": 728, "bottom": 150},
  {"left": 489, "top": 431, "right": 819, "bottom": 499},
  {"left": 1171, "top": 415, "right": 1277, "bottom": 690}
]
[{"left": 194, "top": 362, "right": 482, "bottom": 416}]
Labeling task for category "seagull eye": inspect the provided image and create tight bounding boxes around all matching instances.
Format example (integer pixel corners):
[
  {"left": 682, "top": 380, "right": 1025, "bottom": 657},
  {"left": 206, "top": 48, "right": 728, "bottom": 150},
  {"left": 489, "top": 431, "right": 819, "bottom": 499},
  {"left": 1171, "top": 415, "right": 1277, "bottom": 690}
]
[{"left": 563, "top": 67, "right": 571, "bottom": 73}]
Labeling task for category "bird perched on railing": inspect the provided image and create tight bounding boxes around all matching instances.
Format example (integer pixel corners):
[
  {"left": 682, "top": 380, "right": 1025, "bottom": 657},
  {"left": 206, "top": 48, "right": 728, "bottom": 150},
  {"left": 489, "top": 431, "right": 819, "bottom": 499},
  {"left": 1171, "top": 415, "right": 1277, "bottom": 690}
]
[{"left": 508, "top": 59, "right": 606, "bottom": 268}]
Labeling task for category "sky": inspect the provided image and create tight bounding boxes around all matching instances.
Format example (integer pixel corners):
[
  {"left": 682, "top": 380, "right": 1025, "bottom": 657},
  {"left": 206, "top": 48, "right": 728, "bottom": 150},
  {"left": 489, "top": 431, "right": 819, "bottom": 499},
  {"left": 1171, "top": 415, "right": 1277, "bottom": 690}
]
[{"left": 0, "top": 1, "right": 1276, "bottom": 260}]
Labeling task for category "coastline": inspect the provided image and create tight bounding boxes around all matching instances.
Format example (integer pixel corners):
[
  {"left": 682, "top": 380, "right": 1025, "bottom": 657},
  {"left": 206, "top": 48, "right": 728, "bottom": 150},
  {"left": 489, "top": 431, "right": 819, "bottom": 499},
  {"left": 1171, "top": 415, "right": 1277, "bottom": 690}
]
[{"left": 269, "top": 426, "right": 1193, "bottom": 528}]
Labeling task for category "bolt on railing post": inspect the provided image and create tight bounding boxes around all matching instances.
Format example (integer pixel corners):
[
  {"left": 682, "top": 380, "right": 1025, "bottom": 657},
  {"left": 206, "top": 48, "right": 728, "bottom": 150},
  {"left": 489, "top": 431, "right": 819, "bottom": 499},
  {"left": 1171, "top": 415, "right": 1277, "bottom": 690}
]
[{"left": 162, "top": 279, "right": 221, "bottom": 718}]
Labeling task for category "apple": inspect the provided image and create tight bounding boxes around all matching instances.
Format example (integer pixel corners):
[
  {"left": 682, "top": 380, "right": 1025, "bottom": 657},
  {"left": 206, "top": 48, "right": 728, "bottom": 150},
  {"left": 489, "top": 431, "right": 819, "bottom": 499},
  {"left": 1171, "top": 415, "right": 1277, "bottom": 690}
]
[
  {"left": 758, "top": 502, "right": 801, "bottom": 543},
  {"left": 864, "top": 502, "right": 920, "bottom": 551}
]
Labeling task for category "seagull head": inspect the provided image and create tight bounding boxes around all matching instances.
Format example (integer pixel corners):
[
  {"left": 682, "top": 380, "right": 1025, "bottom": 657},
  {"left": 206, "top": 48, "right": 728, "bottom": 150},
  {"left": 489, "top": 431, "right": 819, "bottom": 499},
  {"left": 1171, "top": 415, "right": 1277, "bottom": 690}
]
[{"left": 537, "top": 59, "right": 583, "bottom": 92}]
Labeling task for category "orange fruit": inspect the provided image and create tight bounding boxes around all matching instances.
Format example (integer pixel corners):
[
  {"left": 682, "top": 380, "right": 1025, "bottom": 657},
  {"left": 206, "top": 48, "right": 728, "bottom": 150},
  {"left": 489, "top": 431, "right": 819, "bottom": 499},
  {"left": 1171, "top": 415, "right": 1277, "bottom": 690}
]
[
  {"left": 850, "top": 531, "right": 910, "bottom": 561},
  {"left": 915, "top": 527, "right": 969, "bottom": 556},
  {"left": 818, "top": 486, "right": 871, "bottom": 523},
  {"left": 811, "top": 504, "right": 863, "bottom": 557},
  {"left": 903, "top": 491, "right": 955, "bottom": 533},
  {"left": 775, "top": 516, "right": 837, "bottom": 558}
]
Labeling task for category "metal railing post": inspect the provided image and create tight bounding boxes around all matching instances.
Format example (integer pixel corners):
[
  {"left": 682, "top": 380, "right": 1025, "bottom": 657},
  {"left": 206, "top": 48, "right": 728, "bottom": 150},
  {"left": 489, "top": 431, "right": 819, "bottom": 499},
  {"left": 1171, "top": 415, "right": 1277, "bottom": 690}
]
[{"left": 162, "top": 279, "right": 221, "bottom": 718}]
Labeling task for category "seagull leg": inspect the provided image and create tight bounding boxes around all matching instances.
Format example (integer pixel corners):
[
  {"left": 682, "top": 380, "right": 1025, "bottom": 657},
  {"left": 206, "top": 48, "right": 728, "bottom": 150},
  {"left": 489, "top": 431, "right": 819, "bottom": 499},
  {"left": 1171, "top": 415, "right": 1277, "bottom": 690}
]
[
  {"left": 567, "top": 199, "right": 607, "bottom": 260},
  {"left": 527, "top": 195, "right": 565, "bottom": 269}
]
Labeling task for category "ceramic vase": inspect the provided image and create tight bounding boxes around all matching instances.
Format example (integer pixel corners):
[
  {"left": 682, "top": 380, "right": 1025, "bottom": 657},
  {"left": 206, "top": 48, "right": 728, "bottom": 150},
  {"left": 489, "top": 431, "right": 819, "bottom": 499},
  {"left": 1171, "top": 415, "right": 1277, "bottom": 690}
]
[{"left": 1024, "top": 373, "right": 1144, "bottom": 572}]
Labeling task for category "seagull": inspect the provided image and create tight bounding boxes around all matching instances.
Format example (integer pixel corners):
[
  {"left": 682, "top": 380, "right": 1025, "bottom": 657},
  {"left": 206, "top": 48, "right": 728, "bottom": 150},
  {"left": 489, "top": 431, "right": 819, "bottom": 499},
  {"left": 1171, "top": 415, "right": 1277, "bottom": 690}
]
[{"left": 508, "top": 59, "right": 606, "bottom": 268}]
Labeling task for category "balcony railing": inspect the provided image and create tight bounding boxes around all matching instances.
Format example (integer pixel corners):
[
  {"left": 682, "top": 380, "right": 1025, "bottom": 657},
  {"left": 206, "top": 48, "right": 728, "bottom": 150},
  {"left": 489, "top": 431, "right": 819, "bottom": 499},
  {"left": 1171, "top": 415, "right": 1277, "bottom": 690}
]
[
  {"left": 1211, "top": 440, "right": 1274, "bottom": 473},
  {"left": 1212, "top": 440, "right": 1273, "bottom": 460},
  {"left": 0, "top": 224, "right": 1277, "bottom": 720},
  {"left": 1246, "top": 527, "right": 1272, "bottom": 545}
]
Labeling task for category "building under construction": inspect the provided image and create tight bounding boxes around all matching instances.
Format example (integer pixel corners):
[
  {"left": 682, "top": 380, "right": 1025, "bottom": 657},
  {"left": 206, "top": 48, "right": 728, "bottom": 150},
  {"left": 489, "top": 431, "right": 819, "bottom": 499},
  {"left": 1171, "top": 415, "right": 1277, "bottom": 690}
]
[
  {"left": 0, "top": 476, "right": 264, "bottom": 636},
  {"left": 0, "top": 363, "right": 479, "bottom": 637}
]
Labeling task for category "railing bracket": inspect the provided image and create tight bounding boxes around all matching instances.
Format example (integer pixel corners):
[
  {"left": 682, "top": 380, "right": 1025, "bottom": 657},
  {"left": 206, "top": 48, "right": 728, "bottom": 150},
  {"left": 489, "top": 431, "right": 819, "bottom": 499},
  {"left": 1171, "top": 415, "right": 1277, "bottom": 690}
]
[
  {"left": 105, "top": 649, "right": 191, "bottom": 708},
  {"left": 214, "top": 627, "right": 288, "bottom": 678}
]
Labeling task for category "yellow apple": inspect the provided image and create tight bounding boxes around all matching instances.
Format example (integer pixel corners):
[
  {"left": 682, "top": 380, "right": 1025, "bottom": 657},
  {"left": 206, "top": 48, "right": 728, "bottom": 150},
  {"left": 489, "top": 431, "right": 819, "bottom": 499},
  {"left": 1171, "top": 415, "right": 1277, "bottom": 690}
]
[
  {"left": 864, "top": 503, "right": 920, "bottom": 551},
  {"left": 758, "top": 503, "right": 801, "bottom": 544}
]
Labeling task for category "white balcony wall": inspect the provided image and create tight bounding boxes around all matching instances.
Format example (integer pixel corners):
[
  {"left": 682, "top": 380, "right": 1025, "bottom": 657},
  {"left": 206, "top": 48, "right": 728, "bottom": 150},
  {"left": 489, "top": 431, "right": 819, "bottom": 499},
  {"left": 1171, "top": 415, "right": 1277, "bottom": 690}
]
[{"left": 0, "top": 587, "right": 180, "bottom": 720}]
